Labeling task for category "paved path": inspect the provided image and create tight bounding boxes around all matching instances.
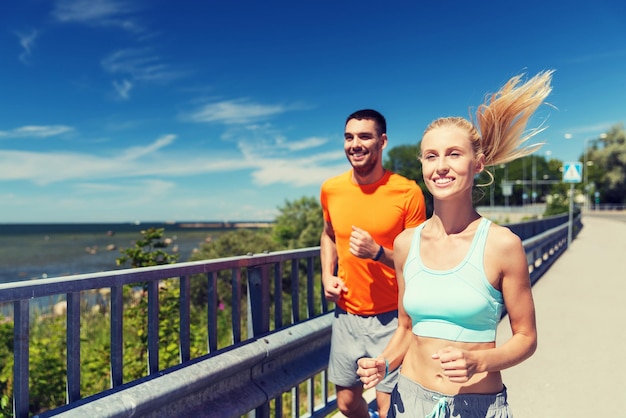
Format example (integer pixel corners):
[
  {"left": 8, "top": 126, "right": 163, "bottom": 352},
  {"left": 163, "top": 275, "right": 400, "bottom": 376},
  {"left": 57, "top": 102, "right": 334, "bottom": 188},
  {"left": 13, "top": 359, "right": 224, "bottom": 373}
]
[
  {"left": 496, "top": 213, "right": 626, "bottom": 417},
  {"left": 334, "top": 213, "right": 626, "bottom": 417}
]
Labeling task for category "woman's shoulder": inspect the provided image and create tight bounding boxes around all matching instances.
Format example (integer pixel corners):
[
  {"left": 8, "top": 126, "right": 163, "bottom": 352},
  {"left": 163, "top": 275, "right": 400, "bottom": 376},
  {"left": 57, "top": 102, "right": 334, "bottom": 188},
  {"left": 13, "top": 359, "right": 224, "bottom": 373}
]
[
  {"left": 486, "top": 221, "right": 523, "bottom": 251},
  {"left": 395, "top": 226, "right": 417, "bottom": 249}
]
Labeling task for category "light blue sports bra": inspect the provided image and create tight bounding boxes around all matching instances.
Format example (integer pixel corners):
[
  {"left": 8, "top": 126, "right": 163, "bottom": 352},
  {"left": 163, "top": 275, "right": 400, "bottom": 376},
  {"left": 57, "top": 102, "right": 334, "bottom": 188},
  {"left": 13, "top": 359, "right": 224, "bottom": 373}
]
[{"left": 403, "top": 218, "right": 503, "bottom": 342}]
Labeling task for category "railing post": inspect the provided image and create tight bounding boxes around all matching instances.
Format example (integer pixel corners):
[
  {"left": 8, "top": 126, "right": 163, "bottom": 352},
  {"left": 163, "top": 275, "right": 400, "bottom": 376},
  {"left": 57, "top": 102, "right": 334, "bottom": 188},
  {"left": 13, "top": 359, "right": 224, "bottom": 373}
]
[
  {"left": 567, "top": 183, "right": 574, "bottom": 247},
  {"left": 247, "top": 264, "right": 270, "bottom": 337},
  {"left": 306, "top": 257, "right": 315, "bottom": 318},
  {"left": 179, "top": 275, "right": 191, "bottom": 363},
  {"left": 273, "top": 262, "right": 284, "bottom": 329},
  {"left": 13, "top": 300, "right": 29, "bottom": 418},
  {"left": 232, "top": 269, "right": 242, "bottom": 344},
  {"left": 247, "top": 264, "right": 271, "bottom": 418},
  {"left": 110, "top": 285, "right": 123, "bottom": 387},
  {"left": 207, "top": 271, "right": 218, "bottom": 352},
  {"left": 147, "top": 280, "right": 159, "bottom": 374},
  {"left": 66, "top": 292, "right": 81, "bottom": 403},
  {"left": 291, "top": 259, "right": 300, "bottom": 322}
]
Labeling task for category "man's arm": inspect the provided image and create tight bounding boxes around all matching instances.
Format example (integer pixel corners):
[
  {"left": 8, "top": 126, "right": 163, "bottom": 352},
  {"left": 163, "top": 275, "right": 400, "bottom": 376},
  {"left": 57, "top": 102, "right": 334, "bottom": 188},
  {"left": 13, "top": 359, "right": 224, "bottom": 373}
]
[
  {"left": 320, "top": 219, "right": 347, "bottom": 302},
  {"left": 349, "top": 226, "right": 394, "bottom": 269}
]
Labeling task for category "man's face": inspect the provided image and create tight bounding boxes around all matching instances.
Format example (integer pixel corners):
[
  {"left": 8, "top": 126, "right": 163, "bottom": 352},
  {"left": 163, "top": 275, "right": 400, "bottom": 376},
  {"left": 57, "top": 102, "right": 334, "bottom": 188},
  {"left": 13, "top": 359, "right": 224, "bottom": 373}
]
[{"left": 344, "top": 118, "right": 386, "bottom": 176}]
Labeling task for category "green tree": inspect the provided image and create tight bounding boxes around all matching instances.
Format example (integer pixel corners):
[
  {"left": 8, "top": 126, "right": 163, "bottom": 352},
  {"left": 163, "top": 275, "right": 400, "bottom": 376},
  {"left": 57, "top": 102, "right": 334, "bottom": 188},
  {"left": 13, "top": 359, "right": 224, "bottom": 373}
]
[
  {"left": 190, "top": 228, "right": 278, "bottom": 261},
  {"left": 28, "top": 317, "right": 67, "bottom": 413},
  {"left": 116, "top": 228, "right": 186, "bottom": 379},
  {"left": 272, "top": 196, "right": 323, "bottom": 249},
  {"left": 587, "top": 124, "right": 626, "bottom": 205},
  {"left": 116, "top": 227, "right": 179, "bottom": 268},
  {"left": 383, "top": 143, "right": 570, "bottom": 214},
  {"left": 0, "top": 317, "right": 14, "bottom": 416},
  {"left": 187, "top": 228, "right": 279, "bottom": 327},
  {"left": 383, "top": 144, "right": 433, "bottom": 217},
  {"left": 0, "top": 314, "right": 68, "bottom": 416}
]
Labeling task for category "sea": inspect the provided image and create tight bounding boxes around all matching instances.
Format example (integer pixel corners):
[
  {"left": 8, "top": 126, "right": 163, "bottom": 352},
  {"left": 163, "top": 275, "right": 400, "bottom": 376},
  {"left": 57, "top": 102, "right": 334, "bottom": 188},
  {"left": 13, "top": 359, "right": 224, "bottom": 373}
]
[{"left": 0, "top": 221, "right": 271, "bottom": 284}]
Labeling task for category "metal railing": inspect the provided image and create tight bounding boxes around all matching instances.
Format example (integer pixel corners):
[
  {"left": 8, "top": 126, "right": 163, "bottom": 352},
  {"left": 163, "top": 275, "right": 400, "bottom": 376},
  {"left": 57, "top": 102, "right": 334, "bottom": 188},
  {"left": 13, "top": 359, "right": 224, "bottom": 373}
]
[
  {"left": 1, "top": 248, "right": 335, "bottom": 418},
  {"left": 0, "top": 214, "right": 581, "bottom": 418}
]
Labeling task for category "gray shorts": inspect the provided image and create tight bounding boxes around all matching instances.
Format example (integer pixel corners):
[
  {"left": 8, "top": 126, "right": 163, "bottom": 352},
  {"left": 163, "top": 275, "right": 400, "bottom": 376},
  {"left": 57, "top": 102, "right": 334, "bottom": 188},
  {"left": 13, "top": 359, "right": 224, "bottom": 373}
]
[
  {"left": 389, "top": 374, "right": 512, "bottom": 418},
  {"left": 328, "top": 307, "right": 399, "bottom": 393}
]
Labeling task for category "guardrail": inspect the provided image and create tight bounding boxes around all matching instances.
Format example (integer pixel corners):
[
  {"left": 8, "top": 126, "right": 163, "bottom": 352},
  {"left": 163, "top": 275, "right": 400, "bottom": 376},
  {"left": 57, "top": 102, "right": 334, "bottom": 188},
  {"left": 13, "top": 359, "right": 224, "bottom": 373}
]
[{"left": 0, "top": 214, "right": 582, "bottom": 418}]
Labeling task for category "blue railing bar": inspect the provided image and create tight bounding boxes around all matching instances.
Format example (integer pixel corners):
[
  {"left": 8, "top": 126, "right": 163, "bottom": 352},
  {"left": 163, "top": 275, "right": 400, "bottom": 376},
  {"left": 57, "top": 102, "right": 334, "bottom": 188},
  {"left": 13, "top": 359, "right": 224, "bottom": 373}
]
[
  {"left": 523, "top": 220, "right": 572, "bottom": 285},
  {"left": 260, "top": 264, "right": 271, "bottom": 334},
  {"left": 232, "top": 268, "right": 242, "bottom": 344},
  {"left": 294, "top": 385, "right": 301, "bottom": 417},
  {"left": 66, "top": 292, "right": 81, "bottom": 403},
  {"left": 207, "top": 271, "right": 218, "bottom": 352},
  {"left": 248, "top": 265, "right": 270, "bottom": 338},
  {"left": 307, "top": 258, "right": 315, "bottom": 319},
  {"left": 321, "top": 370, "right": 332, "bottom": 417},
  {"left": 291, "top": 259, "right": 300, "bottom": 323},
  {"left": 110, "top": 285, "right": 123, "bottom": 387},
  {"left": 14, "top": 299, "right": 29, "bottom": 418},
  {"left": 147, "top": 280, "right": 159, "bottom": 375},
  {"left": 274, "top": 262, "right": 284, "bottom": 329},
  {"left": 179, "top": 275, "right": 191, "bottom": 363},
  {"left": 521, "top": 220, "right": 569, "bottom": 249}
]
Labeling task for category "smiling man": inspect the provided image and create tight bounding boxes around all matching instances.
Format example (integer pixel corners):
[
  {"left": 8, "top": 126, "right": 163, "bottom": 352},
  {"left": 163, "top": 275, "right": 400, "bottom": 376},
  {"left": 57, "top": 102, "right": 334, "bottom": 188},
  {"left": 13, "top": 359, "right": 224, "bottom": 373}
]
[{"left": 320, "top": 109, "right": 427, "bottom": 418}]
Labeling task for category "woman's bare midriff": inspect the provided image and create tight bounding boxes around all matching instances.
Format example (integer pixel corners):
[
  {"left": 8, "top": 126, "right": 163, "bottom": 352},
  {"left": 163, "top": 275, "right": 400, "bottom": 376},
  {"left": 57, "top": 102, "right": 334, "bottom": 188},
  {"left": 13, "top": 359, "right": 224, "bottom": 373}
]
[{"left": 400, "top": 335, "right": 504, "bottom": 395}]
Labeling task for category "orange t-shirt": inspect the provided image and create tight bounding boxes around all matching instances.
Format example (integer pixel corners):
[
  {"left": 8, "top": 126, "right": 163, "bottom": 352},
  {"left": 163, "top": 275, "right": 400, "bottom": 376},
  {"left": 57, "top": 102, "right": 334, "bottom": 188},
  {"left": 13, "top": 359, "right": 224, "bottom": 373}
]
[{"left": 320, "top": 170, "right": 426, "bottom": 315}]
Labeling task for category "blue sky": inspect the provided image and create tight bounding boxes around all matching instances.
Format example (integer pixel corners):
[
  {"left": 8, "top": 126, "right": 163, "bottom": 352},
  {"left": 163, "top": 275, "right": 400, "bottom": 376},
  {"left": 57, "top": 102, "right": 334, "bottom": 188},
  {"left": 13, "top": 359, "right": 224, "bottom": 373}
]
[{"left": 2, "top": 0, "right": 625, "bottom": 223}]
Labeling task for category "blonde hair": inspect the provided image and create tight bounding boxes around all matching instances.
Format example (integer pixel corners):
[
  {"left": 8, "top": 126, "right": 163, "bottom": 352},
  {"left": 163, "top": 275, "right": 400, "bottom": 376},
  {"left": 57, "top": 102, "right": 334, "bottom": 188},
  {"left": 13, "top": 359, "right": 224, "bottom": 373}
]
[{"left": 422, "top": 71, "right": 554, "bottom": 185}]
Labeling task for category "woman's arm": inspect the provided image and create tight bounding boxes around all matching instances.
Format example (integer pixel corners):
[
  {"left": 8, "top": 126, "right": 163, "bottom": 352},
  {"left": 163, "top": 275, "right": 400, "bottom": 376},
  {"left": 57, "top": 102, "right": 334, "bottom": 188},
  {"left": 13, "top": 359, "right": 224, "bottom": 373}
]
[
  {"left": 357, "top": 228, "right": 416, "bottom": 388},
  {"left": 450, "top": 226, "right": 537, "bottom": 380}
]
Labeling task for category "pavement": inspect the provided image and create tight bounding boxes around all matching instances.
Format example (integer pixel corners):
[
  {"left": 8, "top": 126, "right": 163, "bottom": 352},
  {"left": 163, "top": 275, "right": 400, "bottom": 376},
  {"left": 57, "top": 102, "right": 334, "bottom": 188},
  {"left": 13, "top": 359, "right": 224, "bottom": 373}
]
[
  {"left": 496, "top": 213, "right": 626, "bottom": 417},
  {"left": 333, "top": 212, "right": 626, "bottom": 417}
]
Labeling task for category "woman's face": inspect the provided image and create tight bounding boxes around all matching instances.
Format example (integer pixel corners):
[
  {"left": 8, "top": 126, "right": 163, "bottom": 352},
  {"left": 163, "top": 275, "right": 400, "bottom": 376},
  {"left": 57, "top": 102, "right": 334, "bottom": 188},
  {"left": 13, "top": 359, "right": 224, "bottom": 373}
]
[{"left": 420, "top": 125, "right": 483, "bottom": 201}]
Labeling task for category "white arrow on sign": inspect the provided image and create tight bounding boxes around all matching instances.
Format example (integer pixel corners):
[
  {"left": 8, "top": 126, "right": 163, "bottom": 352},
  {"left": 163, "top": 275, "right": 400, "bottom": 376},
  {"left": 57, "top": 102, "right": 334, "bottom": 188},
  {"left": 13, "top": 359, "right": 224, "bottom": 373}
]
[{"left": 563, "top": 162, "right": 582, "bottom": 183}]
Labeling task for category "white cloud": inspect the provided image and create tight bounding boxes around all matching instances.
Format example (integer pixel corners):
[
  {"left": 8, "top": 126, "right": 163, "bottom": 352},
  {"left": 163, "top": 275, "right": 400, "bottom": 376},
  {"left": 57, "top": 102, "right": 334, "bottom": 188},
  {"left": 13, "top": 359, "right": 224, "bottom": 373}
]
[
  {"left": 562, "top": 122, "right": 616, "bottom": 138},
  {"left": 0, "top": 125, "right": 73, "bottom": 138},
  {"left": 280, "top": 136, "right": 328, "bottom": 151},
  {"left": 231, "top": 124, "right": 331, "bottom": 160},
  {"left": 0, "top": 130, "right": 346, "bottom": 189},
  {"left": 15, "top": 29, "right": 39, "bottom": 64},
  {"left": 113, "top": 79, "right": 132, "bottom": 100},
  {"left": 186, "top": 99, "right": 291, "bottom": 125},
  {"left": 72, "top": 180, "right": 177, "bottom": 208},
  {"left": 52, "top": 0, "right": 142, "bottom": 32},
  {"left": 0, "top": 135, "right": 253, "bottom": 185},
  {"left": 121, "top": 134, "right": 176, "bottom": 160},
  {"left": 567, "top": 49, "right": 626, "bottom": 65},
  {"left": 102, "top": 48, "right": 183, "bottom": 83},
  {"left": 251, "top": 159, "right": 346, "bottom": 187}
]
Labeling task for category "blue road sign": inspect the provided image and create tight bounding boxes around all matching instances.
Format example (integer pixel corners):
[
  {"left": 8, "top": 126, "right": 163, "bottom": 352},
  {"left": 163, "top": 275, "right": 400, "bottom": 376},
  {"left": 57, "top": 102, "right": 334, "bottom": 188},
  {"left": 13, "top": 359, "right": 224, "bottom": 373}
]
[{"left": 563, "top": 162, "right": 583, "bottom": 183}]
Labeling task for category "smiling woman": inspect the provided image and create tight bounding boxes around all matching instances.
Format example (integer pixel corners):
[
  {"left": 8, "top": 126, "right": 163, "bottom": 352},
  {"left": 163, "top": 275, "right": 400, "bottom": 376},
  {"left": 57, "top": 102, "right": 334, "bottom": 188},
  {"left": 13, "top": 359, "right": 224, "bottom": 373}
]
[{"left": 357, "top": 71, "right": 554, "bottom": 418}]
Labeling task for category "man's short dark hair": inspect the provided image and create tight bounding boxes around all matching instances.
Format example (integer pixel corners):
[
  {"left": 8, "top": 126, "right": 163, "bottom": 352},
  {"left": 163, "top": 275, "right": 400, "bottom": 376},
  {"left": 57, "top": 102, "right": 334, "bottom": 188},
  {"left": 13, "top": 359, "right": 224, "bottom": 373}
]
[{"left": 346, "top": 109, "right": 386, "bottom": 136}]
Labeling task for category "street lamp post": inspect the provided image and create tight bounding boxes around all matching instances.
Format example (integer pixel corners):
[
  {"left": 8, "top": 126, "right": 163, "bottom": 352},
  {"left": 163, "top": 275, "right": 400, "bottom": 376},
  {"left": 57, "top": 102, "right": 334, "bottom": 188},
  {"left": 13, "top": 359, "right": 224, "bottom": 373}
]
[
  {"left": 583, "top": 137, "right": 591, "bottom": 212},
  {"left": 530, "top": 154, "right": 537, "bottom": 205},
  {"left": 583, "top": 133, "right": 607, "bottom": 211}
]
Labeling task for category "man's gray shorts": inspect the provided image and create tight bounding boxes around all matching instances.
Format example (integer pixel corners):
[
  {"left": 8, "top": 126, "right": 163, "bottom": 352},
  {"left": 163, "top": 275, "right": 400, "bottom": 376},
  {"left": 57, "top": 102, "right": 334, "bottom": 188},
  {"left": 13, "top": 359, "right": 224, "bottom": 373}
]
[{"left": 328, "top": 307, "right": 398, "bottom": 393}]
